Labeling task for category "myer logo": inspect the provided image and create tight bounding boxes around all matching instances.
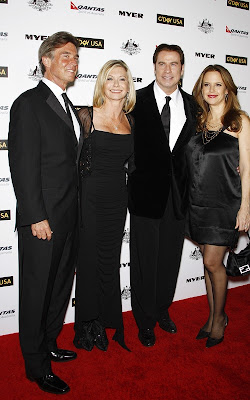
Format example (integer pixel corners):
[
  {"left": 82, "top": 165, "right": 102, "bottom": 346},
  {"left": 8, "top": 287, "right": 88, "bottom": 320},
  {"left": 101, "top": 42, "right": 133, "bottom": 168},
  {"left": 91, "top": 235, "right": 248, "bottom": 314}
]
[
  {"left": 71, "top": 2, "right": 104, "bottom": 15},
  {"left": 0, "top": 140, "right": 8, "bottom": 150},
  {"left": 77, "top": 37, "right": 104, "bottom": 49},
  {"left": 0, "top": 309, "right": 15, "bottom": 318},
  {"left": 186, "top": 276, "right": 205, "bottom": 283},
  {"left": 0, "top": 67, "right": 8, "bottom": 78},
  {"left": 119, "top": 10, "right": 143, "bottom": 18},
  {"left": 0, "top": 276, "right": 13, "bottom": 287},
  {"left": 226, "top": 55, "right": 247, "bottom": 65},
  {"left": 227, "top": 0, "right": 249, "bottom": 10},
  {"left": 226, "top": 26, "right": 248, "bottom": 37},
  {"left": 157, "top": 14, "right": 184, "bottom": 27},
  {"left": 0, "top": 210, "right": 11, "bottom": 221},
  {"left": 195, "top": 52, "right": 215, "bottom": 59},
  {"left": 25, "top": 34, "right": 49, "bottom": 40}
]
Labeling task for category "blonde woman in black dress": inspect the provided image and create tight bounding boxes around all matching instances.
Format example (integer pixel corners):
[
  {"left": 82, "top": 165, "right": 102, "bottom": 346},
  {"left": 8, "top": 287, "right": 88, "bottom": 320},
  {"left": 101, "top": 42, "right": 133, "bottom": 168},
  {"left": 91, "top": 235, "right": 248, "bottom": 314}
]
[
  {"left": 186, "top": 65, "right": 250, "bottom": 347},
  {"left": 74, "top": 60, "right": 135, "bottom": 351}
]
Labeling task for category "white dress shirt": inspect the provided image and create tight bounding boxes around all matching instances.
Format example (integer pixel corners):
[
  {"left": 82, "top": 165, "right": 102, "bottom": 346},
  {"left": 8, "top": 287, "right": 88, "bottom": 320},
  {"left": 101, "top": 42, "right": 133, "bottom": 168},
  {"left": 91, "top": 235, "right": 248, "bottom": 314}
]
[
  {"left": 42, "top": 77, "right": 80, "bottom": 142},
  {"left": 154, "top": 81, "right": 186, "bottom": 151}
]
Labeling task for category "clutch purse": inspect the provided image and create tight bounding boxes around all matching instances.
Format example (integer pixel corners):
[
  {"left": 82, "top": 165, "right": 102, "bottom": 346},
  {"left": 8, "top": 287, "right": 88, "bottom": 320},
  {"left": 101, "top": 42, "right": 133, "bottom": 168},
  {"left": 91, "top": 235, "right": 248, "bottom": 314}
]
[{"left": 226, "top": 233, "right": 250, "bottom": 277}]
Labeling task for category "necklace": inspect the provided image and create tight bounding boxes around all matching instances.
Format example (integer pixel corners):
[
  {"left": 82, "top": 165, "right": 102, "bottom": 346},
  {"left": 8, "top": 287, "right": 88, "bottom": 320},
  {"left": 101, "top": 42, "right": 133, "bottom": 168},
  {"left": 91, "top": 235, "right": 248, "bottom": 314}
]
[
  {"left": 206, "top": 121, "right": 223, "bottom": 130},
  {"left": 105, "top": 111, "right": 124, "bottom": 132},
  {"left": 202, "top": 124, "right": 224, "bottom": 145}
]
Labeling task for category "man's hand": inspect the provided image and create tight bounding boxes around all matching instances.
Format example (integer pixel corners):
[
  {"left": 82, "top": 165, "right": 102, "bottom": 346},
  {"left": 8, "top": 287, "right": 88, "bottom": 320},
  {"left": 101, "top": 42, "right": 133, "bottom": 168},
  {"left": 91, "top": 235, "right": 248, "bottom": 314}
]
[{"left": 31, "top": 220, "right": 53, "bottom": 241}]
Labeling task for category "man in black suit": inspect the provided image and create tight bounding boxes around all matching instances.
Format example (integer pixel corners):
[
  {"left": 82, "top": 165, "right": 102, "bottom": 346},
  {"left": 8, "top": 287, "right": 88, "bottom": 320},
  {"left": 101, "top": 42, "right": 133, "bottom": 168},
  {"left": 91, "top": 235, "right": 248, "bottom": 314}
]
[
  {"left": 8, "top": 32, "right": 81, "bottom": 394},
  {"left": 128, "top": 44, "right": 197, "bottom": 346}
]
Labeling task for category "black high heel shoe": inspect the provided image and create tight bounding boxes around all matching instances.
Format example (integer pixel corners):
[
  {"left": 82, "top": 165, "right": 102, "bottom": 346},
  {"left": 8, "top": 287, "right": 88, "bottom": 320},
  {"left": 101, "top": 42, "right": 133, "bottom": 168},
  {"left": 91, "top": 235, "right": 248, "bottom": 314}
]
[
  {"left": 196, "top": 328, "right": 210, "bottom": 340},
  {"left": 206, "top": 315, "right": 228, "bottom": 348}
]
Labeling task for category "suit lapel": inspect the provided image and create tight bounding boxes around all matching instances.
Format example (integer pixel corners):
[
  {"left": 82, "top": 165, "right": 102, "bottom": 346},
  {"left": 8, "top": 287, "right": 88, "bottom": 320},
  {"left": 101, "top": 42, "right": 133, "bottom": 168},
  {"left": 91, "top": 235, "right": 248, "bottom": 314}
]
[
  {"left": 37, "top": 81, "right": 78, "bottom": 145},
  {"left": 172, "top": 89, "right": 195, "bottom": 153},
  {"left": 143, "top": 83, "right": 168, "bottom": 145}
]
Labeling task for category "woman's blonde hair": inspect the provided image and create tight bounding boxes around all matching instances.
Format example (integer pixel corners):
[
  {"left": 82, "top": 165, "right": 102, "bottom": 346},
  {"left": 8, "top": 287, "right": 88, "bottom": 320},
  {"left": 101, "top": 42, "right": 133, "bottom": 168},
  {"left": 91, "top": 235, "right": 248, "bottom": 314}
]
[
  {"left": 93, "top": 60, "right": 136, "bottom": 113},
  {"left": 193, "top": 64, "right": 245, "bottom": 132}
]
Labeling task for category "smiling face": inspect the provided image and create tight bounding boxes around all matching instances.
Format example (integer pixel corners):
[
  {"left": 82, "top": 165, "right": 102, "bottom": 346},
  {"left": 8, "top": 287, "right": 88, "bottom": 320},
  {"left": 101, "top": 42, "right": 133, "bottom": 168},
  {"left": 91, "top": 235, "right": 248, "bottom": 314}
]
[
  {"left": 154, "top": 50, "right": 184, "bottom": 95},
  {"left": 201, "top": 71, "right": 228, "bottom": 107},
  {"left": 42, "top": 42, "right": 79, "bottom": 90},
  {"left": 103, "top": 66, "right": 129, "bottom": 102}
]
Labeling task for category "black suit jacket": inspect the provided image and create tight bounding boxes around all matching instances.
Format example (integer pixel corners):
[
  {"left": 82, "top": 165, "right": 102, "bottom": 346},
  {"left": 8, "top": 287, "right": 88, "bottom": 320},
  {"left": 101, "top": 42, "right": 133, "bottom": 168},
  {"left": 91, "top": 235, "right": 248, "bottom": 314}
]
[
  {"left": 8, "top": 81, "right": 79, "bottom": 232},
  {"left": 128, "top": 82, "right": 197, "bottom": 220}
]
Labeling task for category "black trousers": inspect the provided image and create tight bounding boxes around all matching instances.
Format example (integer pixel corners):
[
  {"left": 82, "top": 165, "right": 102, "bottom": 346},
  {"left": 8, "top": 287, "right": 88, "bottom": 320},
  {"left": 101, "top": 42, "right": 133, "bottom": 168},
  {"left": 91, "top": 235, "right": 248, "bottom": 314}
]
[
  {"left": 18, "top": 225, "right": 77, "bottom": 378},
  {"left": 130, "top": 193, "right": 185, "bottom": 329}
]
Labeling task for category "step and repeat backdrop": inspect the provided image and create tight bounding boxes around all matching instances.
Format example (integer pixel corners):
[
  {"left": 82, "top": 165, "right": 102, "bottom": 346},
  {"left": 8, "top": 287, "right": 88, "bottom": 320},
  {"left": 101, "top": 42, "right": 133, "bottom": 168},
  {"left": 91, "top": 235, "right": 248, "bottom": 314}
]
[{"left": 0, "top": 0, "right": 249, "bottom": 335}]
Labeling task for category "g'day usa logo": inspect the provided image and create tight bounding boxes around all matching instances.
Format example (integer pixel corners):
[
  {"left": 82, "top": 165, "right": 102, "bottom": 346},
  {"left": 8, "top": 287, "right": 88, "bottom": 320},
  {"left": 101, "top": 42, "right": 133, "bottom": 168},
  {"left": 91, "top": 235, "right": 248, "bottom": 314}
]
[
  {"left": 77, "top": 37, "right": 104, "bottom": 49},
  {"left": 71, "top": 1, "right": 104, "bottom": 15},
  {"left": 227, "top": 0, "right": 249, "bottom": 10},
  {"left": 0, "top": 0, "right": 8, "bottom": 4},
  {"left": 28, "top": 0, "right": 52, "bottom": 12},
  {"left": 0, "top": 67, "right": 8, "bottom": 78},
  {"left": 0, "top": 140, "right": 8, "bottom": 150},
  {"left": 0, "top": 276, "right": 13, "bottom": 287},
  {"left": 0, "top": 210, "right": 11, "bottom": 221},
  {"left": 157, "top": 14, "right": 184, "bottom": 27},
  {"left": 226, "top": 54, "right": 247, "bottom": 65}
]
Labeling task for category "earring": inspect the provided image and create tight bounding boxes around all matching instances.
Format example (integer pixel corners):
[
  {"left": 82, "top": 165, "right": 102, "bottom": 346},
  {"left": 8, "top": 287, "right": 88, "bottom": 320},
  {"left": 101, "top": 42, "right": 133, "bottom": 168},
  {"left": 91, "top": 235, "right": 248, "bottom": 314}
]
[{"left": 225, "top": 93, "right": 228, "bottom": 102}]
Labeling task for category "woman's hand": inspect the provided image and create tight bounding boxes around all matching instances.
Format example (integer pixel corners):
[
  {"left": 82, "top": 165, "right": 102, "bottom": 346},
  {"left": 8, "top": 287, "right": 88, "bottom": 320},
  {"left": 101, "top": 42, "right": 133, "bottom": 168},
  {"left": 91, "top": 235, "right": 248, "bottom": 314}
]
[{"left": 235, "top": 206, "right": 250, "bottom": 232}]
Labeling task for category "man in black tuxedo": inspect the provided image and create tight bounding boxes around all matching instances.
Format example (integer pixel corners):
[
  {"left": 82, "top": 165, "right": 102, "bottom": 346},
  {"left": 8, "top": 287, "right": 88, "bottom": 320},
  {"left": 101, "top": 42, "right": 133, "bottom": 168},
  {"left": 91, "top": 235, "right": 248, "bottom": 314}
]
[
  {"left": 8, "top": 32, "right": 81, "bottom": 394},
  {"left": 128, "top": 44, "right": 197, "bottom": 346}
]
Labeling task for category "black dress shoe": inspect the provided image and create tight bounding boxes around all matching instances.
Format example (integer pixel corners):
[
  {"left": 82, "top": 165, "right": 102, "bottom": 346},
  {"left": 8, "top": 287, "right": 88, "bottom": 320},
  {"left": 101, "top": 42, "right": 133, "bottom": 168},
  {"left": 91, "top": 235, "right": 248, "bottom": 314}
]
[
  {"left": 159, "top": 316, "right": 177, "bottom": 334},
  {"left": 206, "top": 315, "right": 228, "bottom": 348},
  {"left": 73, "top": 321, "right": 94, "bottom": 351},
  {"left": 50, "top": 348, "right": 77, "bottom": 362},
  {"left": 138, "top": 328, "right": 155, "bottom": 347},
  {"left": 92, "top": 320, "right": 109, "bottom": 351},
  {"left": 196, "top": 328, "right": 210, "bottom": 340},
  {"left": 27, "top": 373, "right": 70, "bottom": 394}
]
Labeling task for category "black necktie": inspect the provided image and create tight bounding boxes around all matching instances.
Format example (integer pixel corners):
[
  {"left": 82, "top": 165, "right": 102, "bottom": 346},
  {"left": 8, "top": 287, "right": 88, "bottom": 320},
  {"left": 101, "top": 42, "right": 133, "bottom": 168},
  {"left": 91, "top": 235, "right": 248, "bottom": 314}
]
[
  {"left": 161, "top": 96, "right": 171, "bottom": 139},
  {"left": 62, "top": 92, "right": 74, "bottom": 131}
]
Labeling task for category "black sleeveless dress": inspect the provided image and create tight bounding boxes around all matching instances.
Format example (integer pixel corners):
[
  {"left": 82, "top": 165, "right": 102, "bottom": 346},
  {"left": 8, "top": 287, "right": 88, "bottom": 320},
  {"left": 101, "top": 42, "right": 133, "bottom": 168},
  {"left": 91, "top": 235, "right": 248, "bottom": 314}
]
[
  {"left": 75, "top": 107, "right": 133, "bottom": 349},
  {"left": 186, "top": 129, "right": 241, "bottom": 246}
]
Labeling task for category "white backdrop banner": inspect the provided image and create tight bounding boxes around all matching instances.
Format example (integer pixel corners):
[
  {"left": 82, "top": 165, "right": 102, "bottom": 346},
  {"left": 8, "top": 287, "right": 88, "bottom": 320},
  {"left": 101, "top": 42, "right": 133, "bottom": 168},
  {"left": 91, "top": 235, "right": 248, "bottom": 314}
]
[{"left": 0, "top": 0, "right": 249, "bottom": 335}]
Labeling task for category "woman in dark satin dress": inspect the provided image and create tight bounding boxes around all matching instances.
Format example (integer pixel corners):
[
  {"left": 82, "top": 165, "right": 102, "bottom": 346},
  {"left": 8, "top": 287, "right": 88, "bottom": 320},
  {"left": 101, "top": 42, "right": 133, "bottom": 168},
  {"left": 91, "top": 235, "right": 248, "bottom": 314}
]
[
  {"left": 74, "top": 60, "right": 135, "bottom": 351},
  {"left": 186, "top": 65, "right": 250, "bottom": 348}
]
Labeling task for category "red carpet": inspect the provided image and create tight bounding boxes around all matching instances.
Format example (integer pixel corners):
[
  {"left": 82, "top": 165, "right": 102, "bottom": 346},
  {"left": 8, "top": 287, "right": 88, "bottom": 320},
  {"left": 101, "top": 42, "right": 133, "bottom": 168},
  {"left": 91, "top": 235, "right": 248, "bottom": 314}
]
[{"left": 0, "top": 285, "right": 249, "bottom": 400}]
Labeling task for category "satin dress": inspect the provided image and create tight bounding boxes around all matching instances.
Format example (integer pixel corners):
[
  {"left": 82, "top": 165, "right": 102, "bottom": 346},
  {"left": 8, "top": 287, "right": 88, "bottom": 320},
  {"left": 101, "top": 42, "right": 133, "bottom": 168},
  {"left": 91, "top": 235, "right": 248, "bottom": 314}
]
[{"left": 186, "top": 129, "right": 241, "bottom": 246}]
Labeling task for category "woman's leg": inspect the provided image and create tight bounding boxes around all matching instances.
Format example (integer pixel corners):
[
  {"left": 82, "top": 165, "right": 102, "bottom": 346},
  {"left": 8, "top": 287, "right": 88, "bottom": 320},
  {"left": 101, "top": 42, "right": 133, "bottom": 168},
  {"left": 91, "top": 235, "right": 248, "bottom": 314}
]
[{"left": 203, "top": 244, "right": 228, "bottom": 339}]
